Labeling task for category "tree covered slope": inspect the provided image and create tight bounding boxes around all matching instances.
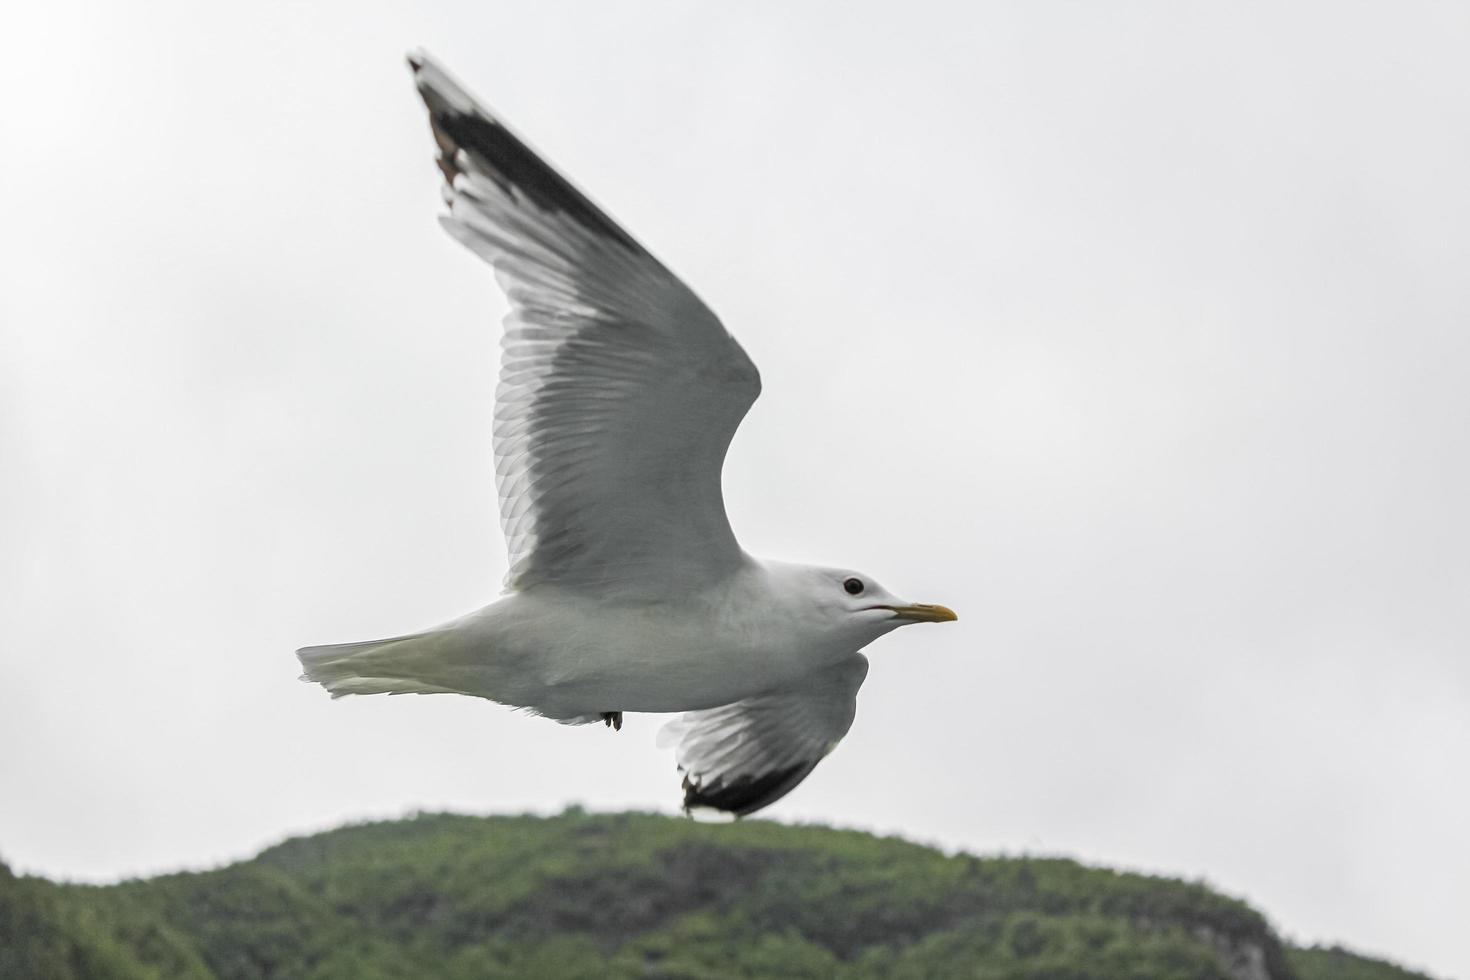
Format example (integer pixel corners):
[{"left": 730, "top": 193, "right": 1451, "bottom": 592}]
[{"left": 0, "top": 811, "right": 1436, "bottom": 980}]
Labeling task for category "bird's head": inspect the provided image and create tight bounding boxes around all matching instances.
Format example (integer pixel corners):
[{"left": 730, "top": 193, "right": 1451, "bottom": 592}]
[{"left": 767, "top": 562, "right": 957, "bottom": 648}]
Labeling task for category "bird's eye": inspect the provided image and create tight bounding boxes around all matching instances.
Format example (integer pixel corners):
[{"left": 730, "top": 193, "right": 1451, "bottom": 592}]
[{"left": 843, "top": 577, "right": 865, "bottom": 596}]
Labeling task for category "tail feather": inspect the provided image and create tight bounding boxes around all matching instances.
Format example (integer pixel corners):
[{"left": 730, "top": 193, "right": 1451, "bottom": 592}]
[
  {"left": 296, "top": 633, "right": 461, "bottom": 699},
  {"left": 296, "top": 613, "right": 603, "bottom": 726}
]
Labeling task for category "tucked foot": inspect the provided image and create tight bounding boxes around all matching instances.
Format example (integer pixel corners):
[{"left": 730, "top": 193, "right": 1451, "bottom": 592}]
[{"left": 602, "top": 712, "right": 623, "bottom": 731}]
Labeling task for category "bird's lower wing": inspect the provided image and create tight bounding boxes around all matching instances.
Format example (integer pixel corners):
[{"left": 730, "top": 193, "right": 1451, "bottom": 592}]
[
  {"left": 410, "top": 53, "right": 761, "bottom": 597},
  {"left": 657, "top": 655, "right": 870, "bottom": 816}
]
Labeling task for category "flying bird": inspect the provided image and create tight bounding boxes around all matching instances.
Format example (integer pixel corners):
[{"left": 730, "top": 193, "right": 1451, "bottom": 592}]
[{"left": 297, "top": 52, "right": 957, "bottom": 817}]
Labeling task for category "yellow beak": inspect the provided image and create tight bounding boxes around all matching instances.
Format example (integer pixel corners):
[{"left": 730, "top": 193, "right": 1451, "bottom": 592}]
[{"left": 885, "top": 603, "right": 958, "bottom": 623}]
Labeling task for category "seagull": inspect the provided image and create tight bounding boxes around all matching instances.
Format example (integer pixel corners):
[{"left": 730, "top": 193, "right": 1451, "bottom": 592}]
[{"left": 297, "top": 52, "right": 957, "bottom": 817}]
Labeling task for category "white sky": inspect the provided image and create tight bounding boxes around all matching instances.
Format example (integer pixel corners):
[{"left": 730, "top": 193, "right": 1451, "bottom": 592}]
[{"left": 2, "top": 2, "right": 1466, "bottom": 977}]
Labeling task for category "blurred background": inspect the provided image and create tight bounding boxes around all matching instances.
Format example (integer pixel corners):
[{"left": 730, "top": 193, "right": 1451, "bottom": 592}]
[{"left": 1, "top": 2, "right": 1466, "bottom": 976}]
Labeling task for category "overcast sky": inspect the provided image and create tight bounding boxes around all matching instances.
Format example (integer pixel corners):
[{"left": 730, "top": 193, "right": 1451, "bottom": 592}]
[{"left": 2, "top": 2, "right": 1467, "bottom": 976}]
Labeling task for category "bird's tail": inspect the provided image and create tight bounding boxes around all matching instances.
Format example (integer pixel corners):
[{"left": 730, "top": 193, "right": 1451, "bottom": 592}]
[{"left": 296, "top": 632, "right": 464, "bottom": 698}]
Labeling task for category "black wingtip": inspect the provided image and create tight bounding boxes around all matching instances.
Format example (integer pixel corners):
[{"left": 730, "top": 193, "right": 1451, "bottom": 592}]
[
  {"left": 680, "top": 762, "right": 819, "bottom": 818},
  {"left": 406, "top": 53, "right": 644, "bottom": 255}
]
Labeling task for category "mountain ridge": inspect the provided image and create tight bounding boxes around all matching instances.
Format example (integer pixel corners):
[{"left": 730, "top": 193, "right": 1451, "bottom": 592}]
[{"left": 0, "top": 810, "right": 1437, "bottom": 979}]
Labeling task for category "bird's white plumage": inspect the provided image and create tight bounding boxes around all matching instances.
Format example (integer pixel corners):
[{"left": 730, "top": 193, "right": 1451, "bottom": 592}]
[
  {"left": 420, "top": 58, "right": 760, "bottom": 596},
  {"left": 296, "top": 52, "right": 955, "bottom": 817}
]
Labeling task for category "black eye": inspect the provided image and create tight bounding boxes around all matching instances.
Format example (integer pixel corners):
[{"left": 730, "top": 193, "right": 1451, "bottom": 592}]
[{"left": 843, "top": 577, "right": 865, "bottom": 596}]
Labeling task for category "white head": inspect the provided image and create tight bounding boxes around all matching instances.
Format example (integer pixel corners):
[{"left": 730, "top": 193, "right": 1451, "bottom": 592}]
[{"left": 764, "top": 562, "right": 957, "bottom": 651}]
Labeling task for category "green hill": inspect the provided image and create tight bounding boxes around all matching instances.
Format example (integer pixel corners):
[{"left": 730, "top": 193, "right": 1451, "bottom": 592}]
[{"left": 0, "top": 811, "right": 1436, "bottom": 979}]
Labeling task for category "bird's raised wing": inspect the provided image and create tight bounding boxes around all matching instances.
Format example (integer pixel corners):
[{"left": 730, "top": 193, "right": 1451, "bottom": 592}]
[
  {"left": 410, "top": 53, "right": 760, "bottom": 596},
  {"left": 657, "top": 656, "right": 869, "bottom": 816}
]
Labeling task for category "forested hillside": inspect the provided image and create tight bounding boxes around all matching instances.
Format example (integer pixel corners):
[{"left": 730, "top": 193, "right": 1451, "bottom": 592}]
[{"left": 0, "top": 811, "right": 1435, "bottom": 979}]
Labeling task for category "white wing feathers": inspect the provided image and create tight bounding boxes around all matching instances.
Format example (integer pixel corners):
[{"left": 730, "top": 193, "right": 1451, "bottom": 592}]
[
  {"left": 658, "top": 656, "right": 870, "bottom": 815},
  {"left": 409, "top": 53, "right": 760, "bottom": 595}
]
